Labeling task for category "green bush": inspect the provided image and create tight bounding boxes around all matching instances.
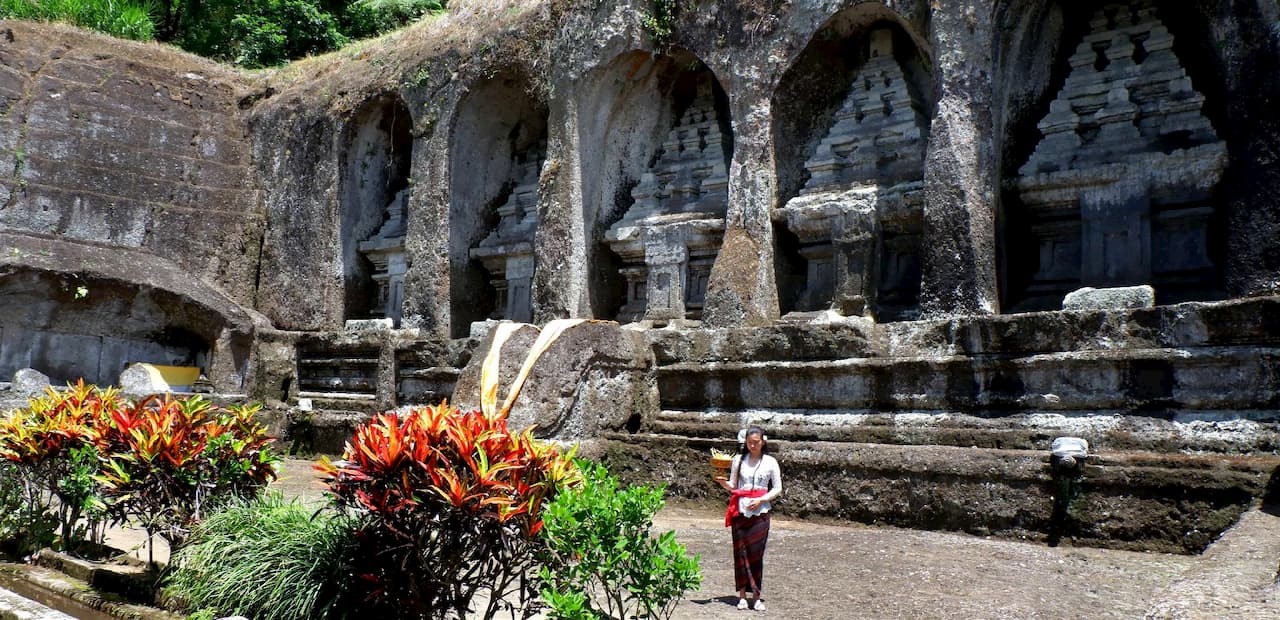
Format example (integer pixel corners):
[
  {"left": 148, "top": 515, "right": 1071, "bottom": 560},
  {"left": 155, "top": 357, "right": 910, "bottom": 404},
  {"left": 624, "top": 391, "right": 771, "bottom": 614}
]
[
  {"left": 0, "top": 461, "right": 56, "bottom": 557},
  {"left": 0, "top": 382, "right": 122, "bottom": 551},
  {"left": 317, "top": 404, "right": 580, "bottom": 619},
  {"left": 95, "top": 395, "right": 279, "bottom": 557},
  {"left": 229, "top": 0, "right": 348, "bottom": 68},
  {"left": 539, "top": 461, "right": 701, "bottom": 620},
  {"left": 0, "top": 0, "right": 155, "bottom": 40},
  {"left": 164, "top": 492, "right": 356, "bottom": 620}
]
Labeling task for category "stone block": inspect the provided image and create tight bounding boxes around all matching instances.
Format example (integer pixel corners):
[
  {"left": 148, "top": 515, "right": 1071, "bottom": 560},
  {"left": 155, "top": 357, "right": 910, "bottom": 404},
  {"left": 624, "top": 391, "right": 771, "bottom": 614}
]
[
  {"left": 344, "top": 318, "right": 394, "bottom": 331},
  {"left": 12, "top": 367, "right": 51, "bottom": 395},
  {"left": 119, "top": 362, "right": 169, "bottom": 395},
  {"left": 451, "top": 322, "right": 540, "bottom": 413},
  {"left": 453, "top": 321, "right": 657, "bottom": 440},
  {"left": 1062, "top": 285, "right": 1155, "bottom": 311}
]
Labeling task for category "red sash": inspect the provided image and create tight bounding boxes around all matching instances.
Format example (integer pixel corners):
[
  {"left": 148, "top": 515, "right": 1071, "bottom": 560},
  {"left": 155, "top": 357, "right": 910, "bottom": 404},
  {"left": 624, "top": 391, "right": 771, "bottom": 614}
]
[{"left": 725, "top": 488, "right": 768, "bottom": 527}]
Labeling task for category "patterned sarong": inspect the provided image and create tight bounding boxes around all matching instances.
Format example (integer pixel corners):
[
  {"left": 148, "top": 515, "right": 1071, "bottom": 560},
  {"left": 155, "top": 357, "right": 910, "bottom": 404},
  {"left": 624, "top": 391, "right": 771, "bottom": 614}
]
[{"left": 731, "top": 512, "right": 771, "bottom": 596}]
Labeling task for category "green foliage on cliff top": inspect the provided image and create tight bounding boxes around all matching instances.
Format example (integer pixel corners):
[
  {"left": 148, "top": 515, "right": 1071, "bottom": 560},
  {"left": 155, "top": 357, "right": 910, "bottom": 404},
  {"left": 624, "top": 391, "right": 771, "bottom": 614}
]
[
  {"left": 0, "top": 0, "right": 154, "bottom": 40},
  {"left": 0, "top": 0, "right": 448, "bottom": 68}
]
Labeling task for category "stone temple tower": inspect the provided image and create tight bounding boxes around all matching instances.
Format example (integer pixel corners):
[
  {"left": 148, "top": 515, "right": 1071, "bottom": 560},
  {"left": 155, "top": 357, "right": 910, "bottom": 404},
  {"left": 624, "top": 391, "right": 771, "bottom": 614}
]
[
  {"left": 471, "top": 145, "right": 545, "bottom": 323},
  {"left": 605, "top": 73, "right": 731, "bottom": 323},
  {"left": 774, "top": 27, "right": 928, "bottom": 320},
  {"left": 1015, "top": 0, "right": 1227, "bottom": 308}
]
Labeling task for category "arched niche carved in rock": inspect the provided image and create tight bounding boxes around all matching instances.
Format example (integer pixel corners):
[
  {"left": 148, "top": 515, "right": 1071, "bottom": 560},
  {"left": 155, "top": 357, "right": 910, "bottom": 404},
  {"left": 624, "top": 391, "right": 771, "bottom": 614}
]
[
  {"left": 339, "top": 94, "right": 413, "bottom": 325},
  {"left": 451, "top": 71, "right": 548, "bottom": 337},
  {"left": 771, "top": 11, "right": 932, "bottom": 322},
  {"left": 999, "top": 0, "right": 1232, "bottom": 311},
  {"left": 0, "top": 246, "right": 255, "bottom": 392},
  {"left": 596, "top": 51, "right": 734, "bottom": 323}
]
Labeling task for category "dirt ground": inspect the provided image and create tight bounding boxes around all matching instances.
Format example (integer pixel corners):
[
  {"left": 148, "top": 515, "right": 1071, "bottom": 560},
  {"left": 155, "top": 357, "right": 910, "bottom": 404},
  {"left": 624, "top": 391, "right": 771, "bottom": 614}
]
[{"left": 106, "top": 458, "right": 1280, "bottom": 619}]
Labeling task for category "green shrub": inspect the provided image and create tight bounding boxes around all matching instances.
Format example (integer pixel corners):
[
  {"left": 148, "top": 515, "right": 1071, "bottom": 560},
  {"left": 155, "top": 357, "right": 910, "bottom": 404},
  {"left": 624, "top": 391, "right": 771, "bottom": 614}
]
[
  {"left": 95, "top": 394, "right": 279, "bottom": 557},
  {"left": 641, "top": 0, "right": 677, "bottom": 47},
  {"left": 229, "top": 0, "right": 347, "bottom": 68},
  {"left": 164, "top": 492, "right": 356, "bottom": 620},
  {"left": 0, "top": 381, "right": 122, "bottom": 551},
  {"left": 0, "top": 0, "right": 154, "bottom": 40},
  {"left": 539, "top": 461, "right": 701, "bottom": 620},
  {"left": 0, "top": 460, "right": 56, "bottom": 557},
  {"left": 317, "top": 404, "right": 579, "bottom": 619}
]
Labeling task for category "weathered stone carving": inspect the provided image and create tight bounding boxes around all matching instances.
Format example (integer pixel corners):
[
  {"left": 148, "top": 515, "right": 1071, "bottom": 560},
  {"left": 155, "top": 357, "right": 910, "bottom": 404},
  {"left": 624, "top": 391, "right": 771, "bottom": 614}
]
[
  {"left": 605, "top": 75, "right": 730, "bottom": 322},
  {"left": 471, "top": 146, "right": 545, "bottom": 323},
  {"left": 774, "top": 28, "right": 927, "bottom": 320},
  {"left": 1016, "top": 0, "right": 1227, "bottom": 306},
  {"left": 358, "top": 188, "right": 410, "bottom": 326}
]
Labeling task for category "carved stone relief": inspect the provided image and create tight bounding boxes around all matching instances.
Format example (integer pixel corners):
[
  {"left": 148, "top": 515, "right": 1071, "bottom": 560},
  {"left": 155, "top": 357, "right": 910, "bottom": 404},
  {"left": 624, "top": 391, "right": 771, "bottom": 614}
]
[
  {"left": 774, "top": 27, "right": 927, "bottom": 320},
  {"left": 358, "top": 188, "right": 410, "bottom": 326},
  {"left": 1015, "top": 0, "right": 1227, "bottom": 305},
  {"left": 471, "top": 145, "right": 545, "bottom": 323},
  {"left": 606, "top": 75, "right": 730, "bottom": 322}
]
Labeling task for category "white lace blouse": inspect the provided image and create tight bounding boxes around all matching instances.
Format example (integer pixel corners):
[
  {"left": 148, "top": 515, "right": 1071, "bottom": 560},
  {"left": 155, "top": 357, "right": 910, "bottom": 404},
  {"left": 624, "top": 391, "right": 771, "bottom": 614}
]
[{"left": 729, "top": 454, "right": 782, "bottom": 517}]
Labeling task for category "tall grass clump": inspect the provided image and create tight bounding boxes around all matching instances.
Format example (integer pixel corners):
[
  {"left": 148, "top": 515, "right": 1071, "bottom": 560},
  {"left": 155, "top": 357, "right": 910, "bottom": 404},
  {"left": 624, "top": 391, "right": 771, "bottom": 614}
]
[
  {"left": 163, "top": 492, "right": 356, "bottom": 620},
  {"left": 0, "top": 0, "right": 155, "bottom": 40}
]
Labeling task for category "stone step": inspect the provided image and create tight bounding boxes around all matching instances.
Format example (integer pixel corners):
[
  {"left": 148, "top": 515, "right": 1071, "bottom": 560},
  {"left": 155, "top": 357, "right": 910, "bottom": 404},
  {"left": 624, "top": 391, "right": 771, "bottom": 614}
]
[
  {"left": 0, "top": 563, "right": 177, "bottom": 620},
  {"left": 0, "top": 586, "right": 76, "bottom": 620},
  {"left": 297, "top": 357, "right": 379, "bottom": 366},
  {"left": 655, "top": 346, "right": 1280, "bottom": 412}
]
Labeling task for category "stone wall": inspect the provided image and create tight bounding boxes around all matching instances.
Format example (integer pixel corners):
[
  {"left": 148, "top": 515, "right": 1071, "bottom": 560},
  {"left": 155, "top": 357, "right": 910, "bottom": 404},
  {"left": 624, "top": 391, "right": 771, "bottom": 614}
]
[
  {"left": 0, "top": 22, "right": 262, "bottom": 308},
  {"left": 3, "top": 0, "right": 1280, "bottom": 551},
  {"left": 0, "top": 22, "right": 265, "bottom": 390}
]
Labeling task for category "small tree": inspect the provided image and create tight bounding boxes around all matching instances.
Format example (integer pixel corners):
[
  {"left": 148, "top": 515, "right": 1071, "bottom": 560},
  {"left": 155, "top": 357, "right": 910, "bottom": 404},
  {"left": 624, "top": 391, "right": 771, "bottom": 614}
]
[
  {"left": 0, "top": 381, "right": 122, "bottom": 551},
  {"left": 538, "top": 461, "right": 701, "bottom": 620},
  {"left": 316, "top": 403, "right": 579, "bottom": 619},
  {"left": 94, "top": 394, "right": 278, "bottom": 561}
]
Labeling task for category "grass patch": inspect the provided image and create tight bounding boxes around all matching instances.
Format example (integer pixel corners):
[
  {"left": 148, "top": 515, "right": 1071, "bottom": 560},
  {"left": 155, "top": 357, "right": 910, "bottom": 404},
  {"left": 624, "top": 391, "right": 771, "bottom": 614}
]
[
  {"left": 0, "top": 0, "right": 154, "bottom": 40},
  {"left": 163, "top": 492, "right": 356, "bottom": 620}
]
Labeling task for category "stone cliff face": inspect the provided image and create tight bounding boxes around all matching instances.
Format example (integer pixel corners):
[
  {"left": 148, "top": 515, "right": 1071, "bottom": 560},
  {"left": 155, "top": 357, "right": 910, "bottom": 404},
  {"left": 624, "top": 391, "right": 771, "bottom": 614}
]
[
  {"left": 2, "top": 0, "right": 1280, "bottom": 551},
  {"left": 0, "top": 22, "right": 263, "bottom": 389},
  {"left": 0, "top": 22, "right": 261, "bottom": 307}
]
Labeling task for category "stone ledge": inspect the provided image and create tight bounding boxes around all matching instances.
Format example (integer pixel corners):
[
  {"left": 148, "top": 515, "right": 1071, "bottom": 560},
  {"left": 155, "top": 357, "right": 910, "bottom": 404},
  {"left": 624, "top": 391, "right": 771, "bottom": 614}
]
[
  {"left": 0, "top": 564, "right": 177, "bottom": 620},
  {"left": 0, "top": 586, "right": 75, "bottom": 620},
  {"left": 655, "top": 345, "right": 1280, "bottom": 412},
  {"left": 648, "top": 409, "right": 1280, "bottom": 454},
  {"left": 594, "top": 434, "right": 1279, "bottom": 554}
]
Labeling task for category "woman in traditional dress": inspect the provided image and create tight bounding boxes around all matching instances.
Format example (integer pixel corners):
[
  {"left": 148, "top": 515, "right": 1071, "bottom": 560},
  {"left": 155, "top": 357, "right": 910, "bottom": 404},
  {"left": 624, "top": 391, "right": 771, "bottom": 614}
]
[{"left": 718, "top": 426, "right": 782, "bottom": 612}]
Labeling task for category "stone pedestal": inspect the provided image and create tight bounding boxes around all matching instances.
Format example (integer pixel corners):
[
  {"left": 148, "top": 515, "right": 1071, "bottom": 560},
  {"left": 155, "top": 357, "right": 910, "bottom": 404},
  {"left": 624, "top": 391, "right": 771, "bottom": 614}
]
[
  {"left": 642, "top": 231, "right": 687, "bottom": 320},
  {"left": 358, "top": 188, "right": 410, "bottom": 326},
  {"left": 471, "top": 147, "right": 544, "bottom": 323}
]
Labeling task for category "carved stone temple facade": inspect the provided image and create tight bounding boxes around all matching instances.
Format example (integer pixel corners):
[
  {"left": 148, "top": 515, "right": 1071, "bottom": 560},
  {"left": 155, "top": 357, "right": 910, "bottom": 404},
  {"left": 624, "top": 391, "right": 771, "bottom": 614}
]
[
  {"left": 775, "top": 27, "right": 927, "bottom": 320},
  {"left": 2, "top": 0, "right": 1280, "bottom": 555},
  {"left": 605, "top": 75, "right": 730, "bottom": 323},
  {"left": 1014, "top": 0, "right": 1227, "bottom": 308}
]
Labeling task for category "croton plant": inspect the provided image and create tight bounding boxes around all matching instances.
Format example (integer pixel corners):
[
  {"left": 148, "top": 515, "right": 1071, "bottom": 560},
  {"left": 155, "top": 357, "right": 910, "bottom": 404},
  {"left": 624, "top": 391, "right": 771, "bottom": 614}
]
[
  {"left": 316, "top": 320, "right": 586, "bottom": 618},
  {"left": 0, "top": 381, "right": 278, "bottom": 557}
]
